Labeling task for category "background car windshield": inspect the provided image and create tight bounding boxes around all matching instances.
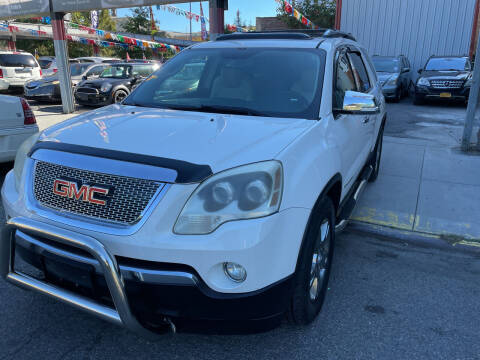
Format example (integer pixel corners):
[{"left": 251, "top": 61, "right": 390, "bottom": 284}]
[
  {"left": 372, "top": 58, "right": 400, "bottom": 72},
  {"left": 100, "top": 65, "right": 131, "bottom": 78},
  {"left": 70, "top": 63, "right": 92, "bottom": 76},
  {"left": 0, "top": 54, "right": 37, "bottom": 67},
  {"left": 125, "top": 48, "right": 325, "bottom": 119},
  {"left": 425, "top": 58, "right": 468, "bottom": 71}
]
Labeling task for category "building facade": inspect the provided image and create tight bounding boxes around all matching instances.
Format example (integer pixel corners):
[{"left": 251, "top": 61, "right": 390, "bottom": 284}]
[{"left": 338, "top": 0, "right": 478, "bottom": 74}]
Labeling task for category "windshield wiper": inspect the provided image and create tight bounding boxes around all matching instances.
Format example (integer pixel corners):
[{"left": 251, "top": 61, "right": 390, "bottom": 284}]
[{"left": 195, "top": 105, "right": 266, "bottom": 117}]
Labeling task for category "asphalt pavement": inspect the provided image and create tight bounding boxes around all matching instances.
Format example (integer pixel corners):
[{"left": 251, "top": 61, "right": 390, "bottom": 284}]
[{"left": 0, "top": 229, "right": 479, "bottom": 360}]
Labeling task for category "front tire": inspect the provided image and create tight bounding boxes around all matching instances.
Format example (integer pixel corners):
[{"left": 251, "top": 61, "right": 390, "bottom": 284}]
[
  {"left": 113, "top": 89, "right": 128, "bottom": 104},
  {"left": 288, "top": 196, "right": 335, "bottom": 325}
]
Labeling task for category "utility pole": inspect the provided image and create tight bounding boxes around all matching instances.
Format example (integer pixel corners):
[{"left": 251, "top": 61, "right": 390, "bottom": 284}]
[
  {"left": 189, "top": 2, "right": 192, "bottom": 41},
  {"left": 462, "top": 31, "right": 480, "bottom": 150}
]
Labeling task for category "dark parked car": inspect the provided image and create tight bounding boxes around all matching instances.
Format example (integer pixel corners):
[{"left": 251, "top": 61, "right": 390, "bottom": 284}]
[
  {"left": 372, "top": 55, "right": 411, "bottom": 101},
  {"left": 24, "top": 63, "right": 109, "bottom": 103},
  {"left": 75, "top": 63, "right": 159, "bottom": 106},
  {"left": 414, "top": 55, "right": 472, "bottom": 105}
]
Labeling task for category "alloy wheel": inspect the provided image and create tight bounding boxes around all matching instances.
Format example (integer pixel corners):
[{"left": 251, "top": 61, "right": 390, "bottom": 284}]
[{"left": 309, "top": 219, "right": 331, "bottom": 301}]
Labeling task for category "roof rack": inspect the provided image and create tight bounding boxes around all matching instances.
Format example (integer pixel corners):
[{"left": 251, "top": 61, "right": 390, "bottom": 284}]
[{"left": 216, "top": 29, "right": 356, "bottom": 42}]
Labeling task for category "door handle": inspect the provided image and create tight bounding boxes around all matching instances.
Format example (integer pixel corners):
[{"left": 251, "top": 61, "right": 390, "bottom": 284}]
[{"left": 362, "top": 116, "right": 370, "bottom": 124}]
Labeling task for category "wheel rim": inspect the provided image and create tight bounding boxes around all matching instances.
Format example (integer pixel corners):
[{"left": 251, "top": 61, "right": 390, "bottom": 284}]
[
  {"left": 309, "top": 219, "right": 331, "bottom": 301},
  {"left": 115, "top": 91, "right": 126, "bottom": 103}
]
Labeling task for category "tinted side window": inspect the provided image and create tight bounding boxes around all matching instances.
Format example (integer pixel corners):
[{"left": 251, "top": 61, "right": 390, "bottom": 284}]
[
  {"left": 132, "top": 65, "right": 155, "bottom": 77},
  {"left": 334, "top": 52, "right": 357, "bottom": 109},
  {"left": 87, "top": 66, "right": 105, "bottom": 77},
  {"left": 349, "top": 52, "right": 371, "bottom": 92}
]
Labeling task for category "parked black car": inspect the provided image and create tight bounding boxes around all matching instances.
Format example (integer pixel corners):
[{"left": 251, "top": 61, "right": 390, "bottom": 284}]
[
  {"left": 75, "top": 63, "right": 159, "bottom": 106},
  {"left": 414, "top": 55, "right": 472, "bottom": 105},
  {"left": 372, "top": 55, "right": 411, "bottom": 102},
  {"left": 24, "top": 62, "right": 109, "bottom": 103}
]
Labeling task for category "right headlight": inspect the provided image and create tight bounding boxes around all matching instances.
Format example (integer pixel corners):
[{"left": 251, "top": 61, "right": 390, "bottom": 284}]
[
  {"left": 14, "top": 133, "right": 40, "bottom": 191},
  {"left": 174, "top": 161, "right": 283, "bottom": 235},
  {"left": 417, "top": 77, "right": 430, "bottom": 86},
  {"left": 100, "top": 83, "right": 113, "bottom": 93}
]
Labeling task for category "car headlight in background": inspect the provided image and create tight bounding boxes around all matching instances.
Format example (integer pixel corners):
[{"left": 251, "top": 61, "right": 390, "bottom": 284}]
[
  {"left": 100, "top": 83, "right": 113, "bottom": 93},
  {"left": 465, "top": 74, "right": 473, "bottom": 87},
  {"left": 51, "top": 80, "right": 60, "bottom": 85},
  {"left": 387, "top": 74, "right": 399, "bottom": 86},
  {"left": 174, "top": 161, "right": 283, "bottom": 235},
  {"left": 14, "top": 133, "right": 40, "bottom": 191},
  {"left": 417, "top": 77, "right": 430, "bottom": 86}
]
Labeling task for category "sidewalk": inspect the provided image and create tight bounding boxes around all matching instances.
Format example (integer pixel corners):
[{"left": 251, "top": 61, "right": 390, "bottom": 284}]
[
  {"left": 31, "top": 103, "right": 88, "bottom": 131},
  {"left": 352, "top": 136, "right": 480, "bottom": 244}
]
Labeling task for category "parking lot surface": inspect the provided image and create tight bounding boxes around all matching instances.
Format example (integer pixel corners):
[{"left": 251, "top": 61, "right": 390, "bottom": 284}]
[{"left": 0, "top": 226, "right": 479, "bottom": 359}]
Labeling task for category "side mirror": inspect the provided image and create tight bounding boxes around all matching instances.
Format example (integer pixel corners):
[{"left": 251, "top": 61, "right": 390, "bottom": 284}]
[
  {"left": 341, "top": 91, "right": 380, "bottom": 114},
  {"left": 82, "top": 75, "right": 88, "bottom": 80},
  {"left": 403, "top": 68, "right": 410, "bottom": 73},
  {"left": 417, "top": 69, "right": 423, "bottom": 74}
]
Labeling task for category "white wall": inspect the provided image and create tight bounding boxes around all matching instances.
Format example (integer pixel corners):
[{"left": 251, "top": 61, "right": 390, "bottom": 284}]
[{"left": 340, "top": 0, "right": 477, "bottom": 74}]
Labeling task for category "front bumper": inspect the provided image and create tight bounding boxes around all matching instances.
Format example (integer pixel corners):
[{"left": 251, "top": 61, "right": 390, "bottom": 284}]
[
  {"left": 415, "top": 85, "right": 470, "bottom": 100},
  {"left": 24, "top": 84, "right": 60, "bottom": 102},
  {"left": 75, "top": 90, "right": 112, "bottom": 106},
  {"left": 381, "top": 84, "right": 399, "bottom": 98}
]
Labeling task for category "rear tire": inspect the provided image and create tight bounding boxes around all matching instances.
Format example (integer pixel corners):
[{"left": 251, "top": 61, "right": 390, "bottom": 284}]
[
  {"left": 288, "top": 196, "right": 335, "bottom": 325},
  {"left": 369, "top": 125, "right": 384, "bottom": 182}
]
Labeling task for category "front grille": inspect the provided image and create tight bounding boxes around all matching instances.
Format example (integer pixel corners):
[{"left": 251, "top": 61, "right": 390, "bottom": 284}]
[
  {"left": 430, "top": 80, "right": 464, "bottom": 89},
  {"left": 76, "top": 87, "right": 98, "bottom": 94},
  {"left": 33, "top": 161, "right": 163, "bottom": 225}
]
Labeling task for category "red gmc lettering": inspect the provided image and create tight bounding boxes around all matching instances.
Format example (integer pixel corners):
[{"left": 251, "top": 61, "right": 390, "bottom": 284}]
[
  {"left": 88, "top": 187, "right": 108, "bottom": 206},
  {"left": 53, "top": 179, "right": 69, "bottom": 197},
  {"left": 53, "top": 179, "right": 109, "bottom": 206},
  {"left": 69, "top": 183, "right": 88, "bottom": 201}
]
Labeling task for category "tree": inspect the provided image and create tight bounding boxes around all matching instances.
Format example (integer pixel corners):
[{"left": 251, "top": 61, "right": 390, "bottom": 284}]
[
  {"left": 124, "top": 7, "right": 154, "bottom": 35},
  {"left": 277, "top": 0, "right": 336, "bottom": 29}
]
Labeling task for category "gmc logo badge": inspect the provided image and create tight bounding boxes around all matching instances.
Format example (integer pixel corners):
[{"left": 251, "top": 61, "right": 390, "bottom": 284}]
[{"left": 53, "top": 179, "right": 110, "bottom": 206}]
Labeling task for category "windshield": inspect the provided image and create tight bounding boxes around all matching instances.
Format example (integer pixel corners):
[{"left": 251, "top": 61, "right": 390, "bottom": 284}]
[
  {"left": 425, "top": 58, "right": 469, "bottom": 71},
  {"left": 0, "top": 54, "right": 38, "bottom": 68},
  {"left": 124, "top": 48, "right": 325, "bottom": 119},
  {"left": 372, "top": 58, "right": 400, "bottom": 73},
  {"left": 100, "top": 65, "right": 131, "bottom": 78},
  {"left": 70, "top": 63, "right": 92, "bottom": 76}
]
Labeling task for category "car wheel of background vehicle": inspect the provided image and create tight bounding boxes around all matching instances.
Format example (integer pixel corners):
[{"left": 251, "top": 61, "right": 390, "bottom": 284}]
[
  {"left": 287, "top": 196, "right": 335, "bottom": 325},
  {"left": 113, "top": 89, "right": 128, "bottom": 104},
  {"left": 369, "top": 125, "right": 384, "bottom": 182},
  {"left": 414, "top": 94, "right": 425, "bottom": 105}
]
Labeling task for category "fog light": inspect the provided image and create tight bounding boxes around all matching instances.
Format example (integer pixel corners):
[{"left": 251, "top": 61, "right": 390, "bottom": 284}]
[{"left": 223, "top": 262, "right": 247, "bottom": 282}]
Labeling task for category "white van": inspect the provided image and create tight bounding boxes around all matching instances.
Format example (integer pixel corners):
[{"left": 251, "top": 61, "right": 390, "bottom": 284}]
[{"left": 0, "top": 51, "right": 42, "bottom": 92}]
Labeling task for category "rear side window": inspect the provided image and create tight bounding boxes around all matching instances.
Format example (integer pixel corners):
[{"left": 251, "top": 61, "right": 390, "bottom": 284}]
[
  {"left": 132, "top": 65, "right": 154, "bottom": 77},
  {"left": 38, "top": 59, "right": 53, "bottom": 69},
  {"left": 349, "top": 52, "right": 371, "bottom": 92},
  {"left": 0, "top": 54, "right": 38, "bottom": 67},
  {"left": 334, "top": 52, "right": 357, "bottom": 110}
]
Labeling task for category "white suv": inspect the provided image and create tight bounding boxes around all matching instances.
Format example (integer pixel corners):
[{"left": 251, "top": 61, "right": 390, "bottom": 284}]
[
  {"left": 1, "top": 30, "right": 386, "bottom": 335},
  {"left": 0, "top": 51, "right": 42, "bottom": 92}
]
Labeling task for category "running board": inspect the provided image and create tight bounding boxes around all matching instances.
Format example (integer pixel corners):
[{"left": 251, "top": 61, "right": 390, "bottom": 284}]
[{"left": 335, "top": 165, "right": 373, "bottom": 233}]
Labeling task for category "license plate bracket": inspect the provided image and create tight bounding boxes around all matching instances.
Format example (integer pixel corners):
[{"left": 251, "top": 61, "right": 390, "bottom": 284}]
[{"left": 440, "top": 92, "right": 452, "bottom": 98}]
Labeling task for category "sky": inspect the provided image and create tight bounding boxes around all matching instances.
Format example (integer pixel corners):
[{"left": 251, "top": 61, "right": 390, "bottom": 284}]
[{"left": 117, "top": 0, "right": 279, "bottom": 33}]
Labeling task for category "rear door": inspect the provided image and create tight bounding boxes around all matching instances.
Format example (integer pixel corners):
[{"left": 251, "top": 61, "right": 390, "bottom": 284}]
[{"left": 0, "top": 95, "right": 25, "bottom": 128}]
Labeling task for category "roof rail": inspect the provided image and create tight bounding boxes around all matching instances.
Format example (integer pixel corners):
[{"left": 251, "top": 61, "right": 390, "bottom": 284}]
[{"left": 216, "top": 29, "right": 356, "bottom": 42}]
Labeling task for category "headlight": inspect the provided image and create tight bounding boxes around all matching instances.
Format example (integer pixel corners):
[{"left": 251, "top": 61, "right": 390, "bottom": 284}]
[
  {"left": 14, "top": 133, "right": 40, "bottom": 191},
  {"left": 51, "top": 80, "right": 59, "bottom": 85},
  {"left": 174, "top": 161, "right": 283, "bottom": 235},
  {"left": 100, "top": 83, "right": 112, "bottom": 93},
  {"left": 417, "top": 77, "right": 430, "bottom": 86},
  {"left": 387, "top": 75, "right": 399, "bottom": 86},
  {"left": 465, "top": 74, "right": 473, "bottom": 87}
]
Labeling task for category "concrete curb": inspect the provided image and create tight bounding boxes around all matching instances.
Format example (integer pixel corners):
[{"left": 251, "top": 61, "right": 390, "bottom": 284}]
[{"left": 346, "top": 220, "right": 480, "bottom": 256}]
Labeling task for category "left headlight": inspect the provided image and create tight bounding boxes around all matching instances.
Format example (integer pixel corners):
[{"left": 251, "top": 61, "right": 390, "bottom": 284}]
[
  {"left": 174, "top": 161, "right": 283, "bottom": 235},
  {"left": 417, "top": 77, "right": 430, "bottom": 86},
  {"left": 100, "top": 83, "right": 112, "bottom": 93},
  {"left": 14, "top": 133, "right": 40, "bottom": 191}
]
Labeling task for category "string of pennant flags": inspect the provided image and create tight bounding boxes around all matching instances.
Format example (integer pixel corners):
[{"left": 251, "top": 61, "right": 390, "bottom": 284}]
[
  {"left": 1, "top": 20, "right": 181, "bottom": 53},
  {"left": 276, "top": 0, "right": 320, "bottom": 30},
  {"left": 157, "top": 4, "right": 206, "bottom": 23}
]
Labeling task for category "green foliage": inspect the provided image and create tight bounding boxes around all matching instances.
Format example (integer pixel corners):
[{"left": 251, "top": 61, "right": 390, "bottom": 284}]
[
  {"left": 15, "top": 39, "right": 54, "bottom": 57},
  {"left": 277, "top": 0, "right": 336, "bottom": 29},
  {"left": 124, "top": 7, "right": 155, "bottom": 35}
]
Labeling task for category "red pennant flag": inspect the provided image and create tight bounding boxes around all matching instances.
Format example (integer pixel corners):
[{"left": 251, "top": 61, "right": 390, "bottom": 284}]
[{"left": 285, "top": 2, "right": 293, "bottom": 14}]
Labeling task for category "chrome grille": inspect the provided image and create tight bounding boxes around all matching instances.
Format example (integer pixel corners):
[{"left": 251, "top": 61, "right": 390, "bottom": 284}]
[
  {"left": 430, "top": 80, "right": 464, "bottom": 89},
  {"left": 33, "top": 161, "right": 163, "bottom": 225}
]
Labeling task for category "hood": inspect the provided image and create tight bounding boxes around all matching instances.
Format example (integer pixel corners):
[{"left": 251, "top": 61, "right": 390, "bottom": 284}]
[
  {"left": 377, "top": 72, "right": 399, "bottom": 83},
  {"left": 419, "top": 70, "right": 470, "bottom": 80},
  {"left": 78, "top": 78, "right": 129, "bottom": 89},
  {"left": 40, "top": 105, "right": 314, "bottom": 173}
]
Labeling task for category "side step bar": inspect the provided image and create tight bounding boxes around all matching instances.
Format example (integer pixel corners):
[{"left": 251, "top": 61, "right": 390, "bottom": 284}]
[
  {"left": 0, "top": 217, "right": 159, "bottom": 338},
  {"left": 335, "top": 165, "right": 373, "bottom": 233}
]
